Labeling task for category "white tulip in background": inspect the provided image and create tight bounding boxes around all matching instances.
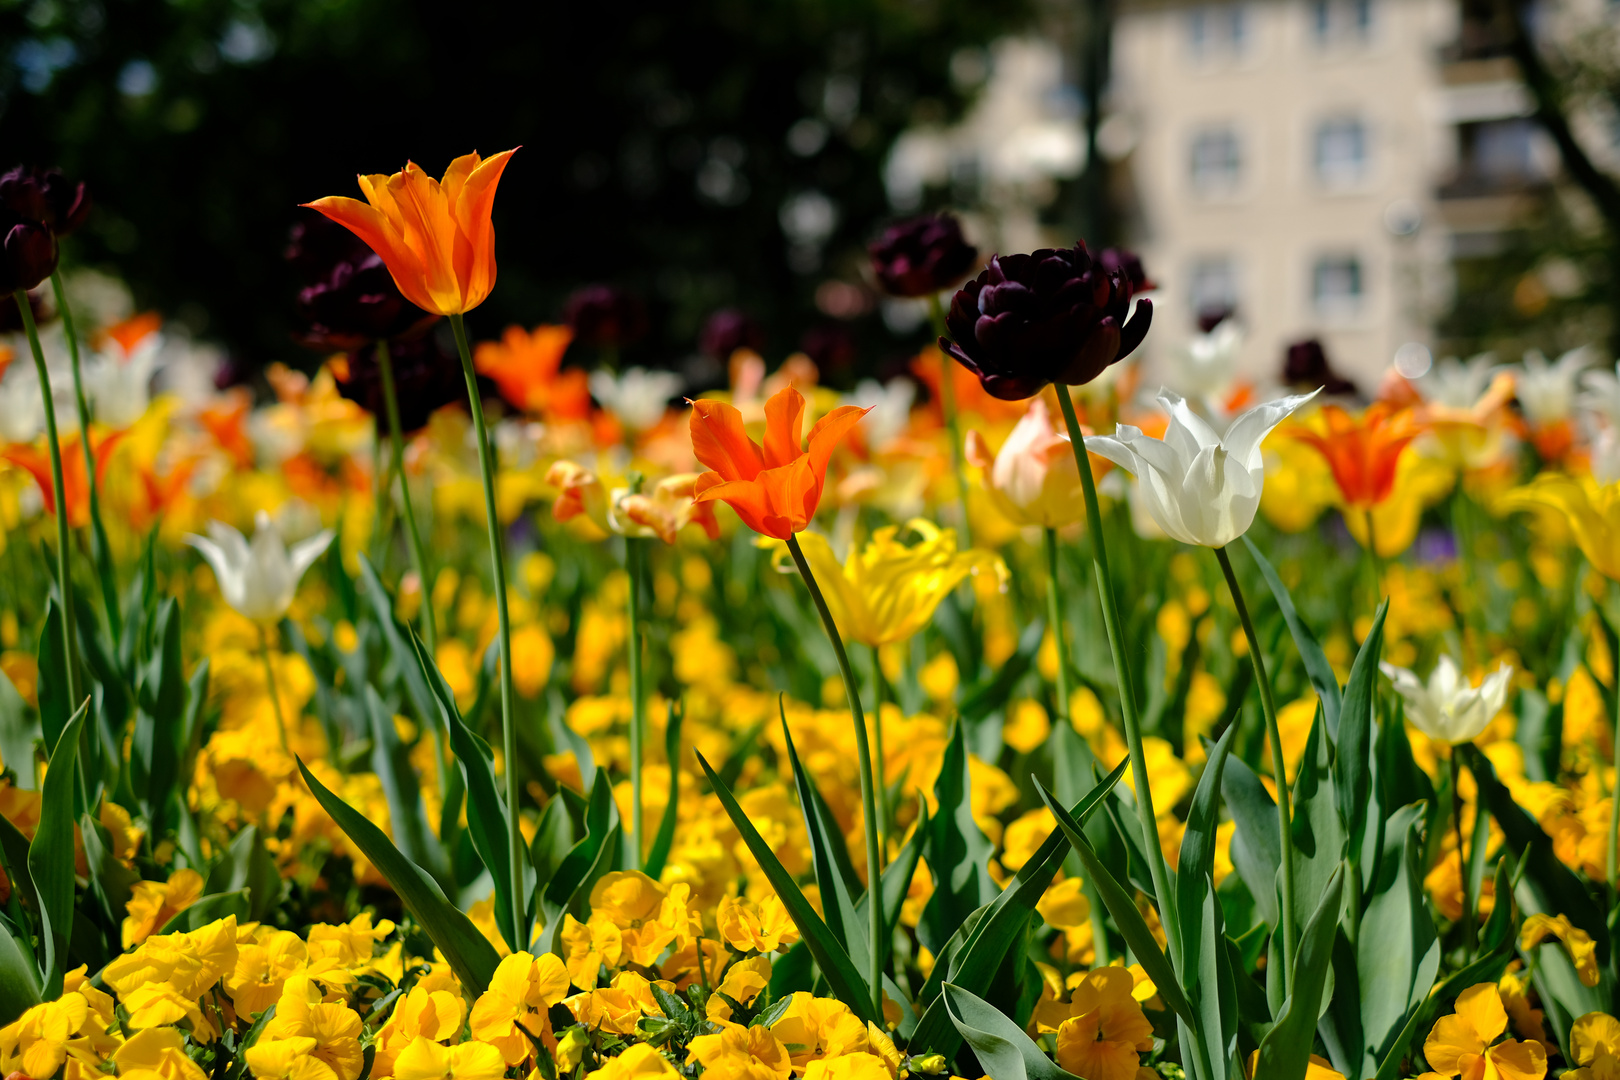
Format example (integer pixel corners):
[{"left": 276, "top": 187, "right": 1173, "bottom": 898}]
[
  {"left": 589, "top": 367, "right": 683, "bottom": 432},
  {"left": 1381, "top": 655, "right": 1514, "bottom": 745},
  {"left": 1084, "top": 388, "right": 1318, "bottom": 548},
  {"left": 1414, "top": 352, "right": 1497, "bottom": 408},
  {"left": 1157, "top": 320, "right": 1245, "bottom": 410},
  {"left": 844, "top": 377, "right": 916, "bottom": 453},
  {"left": 1511, "top": 346, "right": 1591, "bottom": 427},
  {"left": 185, "top": 510, "right": 335, "bottom": 622},
  {"left": 84, "top": 336, "right": 161, "bottom": 428}
]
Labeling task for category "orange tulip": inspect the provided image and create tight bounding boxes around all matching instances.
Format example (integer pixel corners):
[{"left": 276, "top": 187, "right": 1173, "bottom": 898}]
[
  {"left": 474, "top": 324, "right": 592, "bottom": 420},
  {"left": 1290, "top": 402, "right": 1421, "bottom": 508},
  {"left": 689, "top": 386, "right": 867, "bottom": 539},
  {"left": 4, "top": 430, "right": 126, "bottom": 528},
  {"left": 302, "top": 149, "right": 517, "bottom": 316}
]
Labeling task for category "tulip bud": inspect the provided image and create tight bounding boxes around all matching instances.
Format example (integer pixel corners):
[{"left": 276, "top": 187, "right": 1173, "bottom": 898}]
[
  {"left": 868, "top": 212, "right": 977, "bottom": 298},
  {"left": 699, "top": 307, "right": 764, "bottom": 361},
  {"left": 1283, "top": 338, "right": 1357, "bottom": 396},
  {"left": 0, "top": 165, "right": 91, "bottom": 238},
  {"left": 910, "top": 1054, "right": 948, "bottom": 1075},
  {"left": 1, "top": 220, "right": 58, "bottom": 294},
  {"left": 564, "top": 284, "right": 647, "bottom": 348},
  {"left": 941, "top": 241, "right": 1153, "bottom": 401}
]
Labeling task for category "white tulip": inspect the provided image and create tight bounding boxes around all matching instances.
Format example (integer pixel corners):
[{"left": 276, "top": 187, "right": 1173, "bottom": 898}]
[
  {"left": 1512, "top": 346, "right": 1591, "bottom": 427},
  {"left": 185, "top": 510, "right": 335, "bottom": 622},
  {"left": 1083, "top": 387, "right": 1318, "bottom": 548},
  {"left": 589, "top": 367, "right": 683, "bottom": 432},
  {"left": 844, "top": 378, "right": 916, "bottom": 454},
  {"left": 84, "top": 337, "right": 161, "bottom": 427},
  {"left": 1381, "top": 655, "right": 1513, "bottom": 745}
]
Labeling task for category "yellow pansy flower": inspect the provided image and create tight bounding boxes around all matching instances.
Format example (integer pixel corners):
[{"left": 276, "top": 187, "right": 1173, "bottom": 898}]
[
  {"left": 245, "top": 1036, "right": 338, "bottom": 1080},
  {"left": 0, "top": 993, "right": 89, "bottom": 1078},
  {"left": 391, "top": 1037, "right": 508, "bottom": 1080},
  {"left": 1520, "top": 913, "right": 1600, "bottom": 987},
  {"left": 1420, "top": 983, "right": 1547, "bottom": 1080},
  {"left": 687, "top": 1024, "right": 793, "bottom": 1079},
  {"left": 260, "top": 975, "right": 364, "bottom": 1080},
  {"left": 112, "top": 1027, "right": 208, "bottom": 1080},
  {"left": 467, "top": 950, "right": 571, "bottom": 1065},
  {"left": 716, "top": 893, "right": 800, "bottom": 954},
  {"left": 122, "top": 867, "right": 205, "bottom": 948},
  {"left": 1567, "top": 1012, "right": 1620, "bottom": 1080},
  {"left": 585, "top": 1043, "right": 680, "bottom": 1080}
]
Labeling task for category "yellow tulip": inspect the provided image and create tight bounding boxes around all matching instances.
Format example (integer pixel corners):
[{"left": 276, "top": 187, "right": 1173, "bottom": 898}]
[
  {"left": 782, "top": 521, "right": 1005, "bottom": 647},
  {"left": 1500, "top": 474, "right": 1620, "bottom": 580}
]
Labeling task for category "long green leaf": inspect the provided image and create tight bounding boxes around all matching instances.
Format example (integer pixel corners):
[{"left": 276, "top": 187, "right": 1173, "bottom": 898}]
[
  {"left": 359, "top": 555, "right": 439, "bottom": 725},
  {"left": 409, "top": 632, "right": 529, "bottom": 954},
  {"left": 1036, "top": 778, "right": 1197, "bottom": 1028},
  {"left": 365, "top": 685, "right": 445, "bottom": 888},
  {"left": 27, "top": 701, "right": 88, "bottom": 998},
  {"left": 296, "top": 756, "right": 500, "bottom": 994},
  {"left": 918, "top": 722, "right": 996, "bottom": 955},
  {"left": 36, "top": 601, "right": 70, "bottom": 756},
  {"left": 1221, "top": 753, "right": 1282, "bottom": 928},
  {"left": 1242, "top": 536, "right": 1341, "bottom": 733},
  {"left": 132, "top": 597, "right": 185, "bottom": 835},
  {"left": 696, "top": 750, "right": 878, "bottom": 1025},
  {"left": 536, "top": 774, "right": 619, "bottom": 956},
  {"left": 939, "top": 982, "right": 1080, "bottom": 1080},
  {"left": 1336, "top": 601, "right": 1387, "bottom": 868},
  {"left": 912, "top": 760, "right": 1128, "bottom": 1061},
  {"left": 204, "top": 824, "right": 281, "bottom": 923},
  {"left": 1254, "top": 863, "right": 1346, "bottom": 1080},
  {"left": 0, "top": 915, "right": 42, "bottom": 1024},
  {"left": 781, "top": 708, "right": 863, "bottom": 957},
  {"left": 1357, "top": 803, "right": 1439, "bottom": 1075}
]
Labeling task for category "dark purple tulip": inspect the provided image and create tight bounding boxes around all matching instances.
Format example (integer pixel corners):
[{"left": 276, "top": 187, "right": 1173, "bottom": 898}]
[
  {"left": 1283, "top": 338, "right": 1357, "bottom": 396},
  {"left": 0, "top": 166, "right": 91, "bottom": 238},
  {"left": 799, "top": 322, "right": 857, "bottom": 373},
  {"left": 868, "top": 212, "right": 978, "bottom": 298},
  {"left": 295, "top": 252, "right": 438, "bottom": 351},
  {"left": 336, "top": 334, "right": 466, "bottom": 433},
  {"left": 699, "top": 307, "right": 764, "bottom": 360},
  {"left": 1099, "top": 247, "right": 1155, "bottom": 294},
  {"left": 940, "top": 241, "right": 1153, "bottom": 401},
  {"left": 286, "top": 213, "right": 371, "bottom": 279},
  {"left": 564, "top": 284, "right": 647, "bottom": 349},
  {"left": 0, "top": 220, "right": 57, "bottom": 294}
]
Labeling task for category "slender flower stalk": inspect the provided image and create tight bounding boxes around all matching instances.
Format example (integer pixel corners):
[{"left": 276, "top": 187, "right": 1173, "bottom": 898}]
[
  {"left": 259, "top": 624, "right": 290, "bottom": 754},
  {"left": 867, "top": 644, "right": 889, "bottom": 857},
  {"left": 626, "top": 532, "right": 647, "bottom": 865},
  {"left": 449, "top": 311, "right": 522, "bottom": 951},
  {"left": 784, "top": 533, "right": 885, "bottom": 1020},
  {"left": 1213, "top": 545, "right": 1299, "bottom": 997},
  {"left": 1054, "top": 390, "right": 1177, "bottom": 946},
  {"left": 1042, "top": 527, "right": 1074, "bottom": 783},
  {"left": 50, "top": 271, "right": 119, "bottom": 634},
  {"left": 1449, "top": 751, "right": 1476, "bottom": 958},
  {"left": 12, "top": 289, "right": 81, "bottom": 707},
  {"left": 375, "top": 340, "right": 438, "bottom": 656},
  {"left": 927, "top": 294, "right": 971, "bottom": 546}
]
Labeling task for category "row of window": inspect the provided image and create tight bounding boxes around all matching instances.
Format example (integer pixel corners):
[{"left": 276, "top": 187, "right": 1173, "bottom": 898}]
[
  {"left": 1189, "top": 117, "right": 1370, "bottom": 193},
  {"left": 1189, "top": 254, "right": 1365, "bottom": 319},
  {"left": 1187, "top": 0, "right": 1375, "bottom": 61}
]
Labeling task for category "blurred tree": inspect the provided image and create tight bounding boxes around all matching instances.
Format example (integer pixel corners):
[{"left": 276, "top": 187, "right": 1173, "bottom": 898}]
[{"left": 0, "top": 0, "right": 1028, "bottom": 382}]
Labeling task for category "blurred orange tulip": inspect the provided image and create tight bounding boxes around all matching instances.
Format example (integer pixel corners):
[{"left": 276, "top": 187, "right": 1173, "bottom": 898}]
[
  {"left": 303, "top": 149, "right": 517, "bottom": 316},
  {"left": 474, "top": 324, "right": 591, "bottom": 420},
  {"left": 1290, "top": 402, "right": 1421, "bottom": 508},
  {"left": 5, "top": 431, "right": 126, "bottom": 528},
  {"left": 689, "top": 386, "right": 867, "bottom": 539}
]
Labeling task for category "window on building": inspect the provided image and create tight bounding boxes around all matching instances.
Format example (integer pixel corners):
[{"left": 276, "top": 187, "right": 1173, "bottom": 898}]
[
  {"left": 1312, "top": 255, "right": 1363, "bottom": 317},
  {"left": 1188, "top": 3, "right": 1249, "bottom": 59},
  {"left": 1310, "top": 0, "right": 1374, "bottom": 44},
  {"left": 1189, "top": 257, "right": 1240, "bottom": 321},
  {"left": 1190, "top": 128, "right": 1243, "bottom": 195},
  {"left": 1314, "top": 117, "right": 1368, "bottom": 187}
]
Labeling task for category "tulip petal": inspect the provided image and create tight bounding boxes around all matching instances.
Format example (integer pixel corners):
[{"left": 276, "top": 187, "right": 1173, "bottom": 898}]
[
  {"left": 805, "top": 404, "right": 871, "bottom": 482},
  {"left": 689, "top": 399, "right": 764, "bottom": 481},
  {"left": 763, "top": 386, "right": 806, "bottom": 469},
  {"left": 1223, "top": 389, "right": 1321, "bottom": 469},
  {"left": 692, "top": 477, "right": 781, "bottom": 538},
  {"left": 288, "top": 529, "right": 338, "bottom": 581}
]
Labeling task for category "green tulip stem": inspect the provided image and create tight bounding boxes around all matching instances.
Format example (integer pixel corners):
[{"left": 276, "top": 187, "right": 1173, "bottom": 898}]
[
  {"left": 14, "top": 289, "right": 82, "bottom": 709},
  {"left": 1054, "top": 389, "right": 1182, "bottom": 965},
  {"left": 49, "top": 272, "right": 119, "bottom": 638},
  {"left": 375, "top": 340, "right": 438, "bottom": 657},
  {"left": 1450, "top": 751, "right": 1477, "bottom": 957},
  {"left": 1043, "top": 526, "right": 1074, "bottom": 755},
  {"left": 1365, "top": 508, "right": 1385, "bottom": 602},
  {"left": 786, "top": 532, "right": 885, "bottom": 1021},
  {"left": 926, "top": 294, "right": 972, "bottom": 548},
  {"left": 867, "top": 643, "right": 890, "bottom": 859},
  {"left": 450, "top": 311, "right": 523, "bottom": 952},
  {"left": 1214, "top": 544, "right": 1299, "bottom": 1000},
  {"left": 258, "top": 622, "right": 290, "bottom": 754},
  {"left": 626, "top": 533, "right": 647, "bottom": 866}
]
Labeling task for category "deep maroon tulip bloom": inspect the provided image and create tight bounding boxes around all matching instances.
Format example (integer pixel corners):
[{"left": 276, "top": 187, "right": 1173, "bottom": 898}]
[
  {"left": 940, "top": 241, "right": 1153, "bottom": 401},
  {"left": 336, "top": 334, "right": 466, "bottom": 433},
  {"left": 1283, "top": 338, "right": 1357, "bottom": 396},
  {"left": 0, "top": 166, "right": 91, "bottom": 238},
  {"left": 0, "top": 219, "right": 56, "bottom": 294},
  {"left": 295, "top": 252, "right": 438, "bottom": 351},
  {"left": 868, "top": 212, "right": 978, "bottom": 298},
  {"left": 564, "top": 284, "right": 647, "bottom": 349},
  {"left": 699, "top": 307, "right": 764, "bottom": 360},
  {"left": 1099, "top": 247, "right": 1155, "bottom": 294}
]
